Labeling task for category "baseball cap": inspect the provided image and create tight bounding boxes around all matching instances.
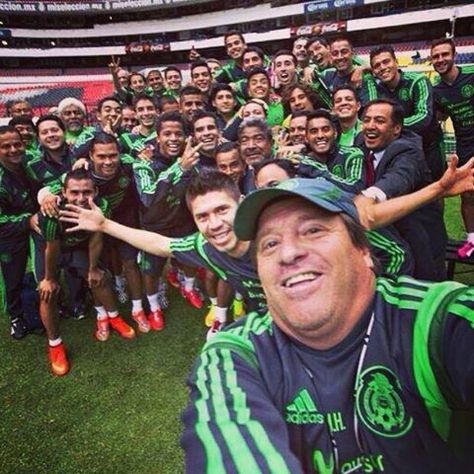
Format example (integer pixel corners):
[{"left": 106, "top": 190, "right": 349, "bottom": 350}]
[{"left": 234, "top": 177, "right": 359, "bottom": 241}]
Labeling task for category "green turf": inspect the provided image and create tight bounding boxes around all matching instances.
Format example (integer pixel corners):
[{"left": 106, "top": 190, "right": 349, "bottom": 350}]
[
  {"left": 0, "top": 287, "right": 206, "bottom": 474},
  {"left": 0, "top": 200, "right": 472, "bottom": 474}
]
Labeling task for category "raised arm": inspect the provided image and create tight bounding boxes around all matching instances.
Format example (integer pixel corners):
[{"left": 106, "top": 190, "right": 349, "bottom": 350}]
[
  {"left": 60, "top": 199, "right": 173, "bottom": 258},
  {"left": 355, "top": 156, "right": 474, "bottom": 229}
]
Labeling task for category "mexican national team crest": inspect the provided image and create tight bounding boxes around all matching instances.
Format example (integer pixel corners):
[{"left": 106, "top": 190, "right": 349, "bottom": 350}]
[
  {"left": 461, "top": 84, "right": 474, "bottom": 99},
  {"left": 118, "top": 175, "right": 129, "bottom": 189},
  {"left": 355, "top": 365, "right": 413, "bottom": 438},
  {"left": 398, "top": 87, "right": 410, "bottom": 101}
]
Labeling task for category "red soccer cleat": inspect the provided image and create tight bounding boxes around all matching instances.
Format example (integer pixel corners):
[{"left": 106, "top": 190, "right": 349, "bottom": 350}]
[
  {"left": 148, "top": 309, "right": 165, "bottom": 331},
  {"left": 48, "top": 342, "right": 70, "bottom": 376},
  {"left": 181, "top": 287, "right": 203, "bottom": 309},
  {"left": 109, "top": 316, "right": 136, "bottom": 339},
  {"left": 166, "top": 267, "right": 181, "bottom": 288},
  {"left": 132, "top": 310, "right": 151, "bottom": 333}
]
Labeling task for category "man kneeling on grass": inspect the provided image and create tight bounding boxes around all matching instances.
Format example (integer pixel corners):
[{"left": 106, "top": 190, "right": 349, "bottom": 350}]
[{"left": 34, "top": 168, "right": 135, "bottom": 376}]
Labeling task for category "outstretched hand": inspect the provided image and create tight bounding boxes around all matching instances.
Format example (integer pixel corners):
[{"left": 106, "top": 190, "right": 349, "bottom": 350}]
[
  {"left": 59, "top": 198, "right": 106, "bottom": 233},
  {"left": 438, "top": 155, "right": 474, "bottom": 197}
]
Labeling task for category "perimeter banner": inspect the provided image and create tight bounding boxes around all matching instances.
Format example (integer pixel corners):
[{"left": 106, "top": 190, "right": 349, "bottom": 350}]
[
  {"left": 0, "top": 0, "right": 212, "bottom": 14},
  {"left": 304, "top": 0, "right": 363, "bottom": 13},
  {"left": 290, "top": 21, "right": 347, "bottom": 37}
]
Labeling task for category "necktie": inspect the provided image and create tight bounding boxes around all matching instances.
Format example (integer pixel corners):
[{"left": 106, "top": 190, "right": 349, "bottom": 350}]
[{"left": 365, "top": 151, "right": 376, "bottom": 186}]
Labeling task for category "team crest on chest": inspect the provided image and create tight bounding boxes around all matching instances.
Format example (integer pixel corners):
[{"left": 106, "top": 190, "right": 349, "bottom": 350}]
[{"left": 355, "top": 365, "right": 413, "bottom": 438}]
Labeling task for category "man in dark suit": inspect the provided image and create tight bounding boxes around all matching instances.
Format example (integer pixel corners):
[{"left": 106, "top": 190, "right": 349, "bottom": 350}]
[{"left": 361, "top": 98, "right": 447, "bottom": 280}]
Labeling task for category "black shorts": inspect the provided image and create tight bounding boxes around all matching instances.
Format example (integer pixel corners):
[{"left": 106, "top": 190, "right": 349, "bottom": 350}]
[
  {"left": 104, "top": 235, "right": 139, "bottom": 262},
  {"left": 32, "top": 233, "right": 89, "bottom": 282}
]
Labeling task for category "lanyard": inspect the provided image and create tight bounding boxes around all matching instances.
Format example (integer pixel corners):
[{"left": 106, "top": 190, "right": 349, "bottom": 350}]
[{"left": 298, "top": 311, "right": 376, "bottom": 473}]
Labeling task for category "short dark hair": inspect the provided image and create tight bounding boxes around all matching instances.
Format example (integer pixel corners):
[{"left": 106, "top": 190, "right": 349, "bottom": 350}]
[
  {"left": 36, "top": 114, "right": 65, "bottom": 132},
  {"left": 185, "top": 167, "right": 240, "bottom": 209},
  {"left": 253, "top": 158, "right": 296, "bottom": 181},
  {"left": 329, "top": 35, "right": 352, "bottom": 48},
  {"left": 242, "top": 46, "right": 265, "bottom": 62},
  {"left": 7, "top": 99, "right": 31, "bottom": 114},
  {"left": 133, "top": 93, "right": 156, "bottom": 109},
  {"left": 332, "top": 83, "right": 359, "bottom": 102},
  {"left": 164, "top": 66, "right": 182, "bottom": 78},
  {"left": 291, "top": 110, "right": 312, "bottom": 120},
  {"left": 129, "top": 71, "right": 146, "bottom": 82},
  {"left": 224, "top": 30, "right": 245, "bottom": 45},
  {"left": 209, "top": 83, "right": 235, "bottom": 104},
  {"left": 207, "top": 58, "right": 221, "bottom": 66},
  {"left": 8, "top": 116, "right": 35, "bottom": 129},
  {"left": 146, "top": 69, "right": 162, "bottom": 79},
  {"left": 238, "top": 118, "right": 272, "bottom": 142},
  {"left": 63, "top": 168, "right": 95, "bottom": 189},
  {"left": 90, "top": 132, "right": 119, "bottom": 153},
  {"left": 362, "top": 99, "right": 405, "bottom": 127},
  {"left": 193, "top": 110, "right": 218, "bottom": 128},
  {"left": 156, "top": 111, "right": 183, "bottom": 133},
  {"left": 191, "top": 60, "right": 211, "bottom": 76},
  {"left": 307, "top": 35, "right": 329, "bottom": 49},
  {"left": 97, "top": 96, "right": 121, "bottom": 112},
  {"left": 430, "top": 37, "right": 456, "bottom": 54},
  {"left": 158, "top": 95, "right": 179, "bottom": 110},
  {"left": 179, "top": 85, "right": 203, "bottom": 100},
  {"left": 215, "top": 141, "right": 239, "bottom": 156},
  {"left": 272, "top": 49, "right": 297, "bottom": 66},
  {"left": 246, "top": 66, "right": 270, "bottom": 82},
  {"left": 0, "top": 125, "right": 21, "bottom": 140},
  {"left": 307, "top": 109, "right": 337, "bottom": 130},
  {"left": 369, "top": 45, "right": 396, "bottom": 65}
]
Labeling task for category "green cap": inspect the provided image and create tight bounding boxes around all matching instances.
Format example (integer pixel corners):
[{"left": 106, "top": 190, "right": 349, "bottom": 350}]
[{"left": 234, "top": 177, "right": 359, "bottom": 241}]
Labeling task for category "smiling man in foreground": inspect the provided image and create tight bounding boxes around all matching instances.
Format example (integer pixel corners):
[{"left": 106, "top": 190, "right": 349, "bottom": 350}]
[{"left": 180, "top": 178, "right": 474, "bottom": 473}]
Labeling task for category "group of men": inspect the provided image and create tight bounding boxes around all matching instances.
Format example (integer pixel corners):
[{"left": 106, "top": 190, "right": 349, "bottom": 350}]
[{"left": 1, "top": 28, "right": 474, "bottom": 471}]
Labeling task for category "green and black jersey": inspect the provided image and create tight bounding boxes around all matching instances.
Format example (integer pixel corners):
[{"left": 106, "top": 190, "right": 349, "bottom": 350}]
[
  {"left": 0, "top": 163, "right": 38, "bottom": 244},
  {"left": 433, "top": 65, "right": 474, "bottom": 163},
  {"left": 170, "top": 233, "right": 266, "bottom": 314},
  {"left": 182, "top": 276, "right": 474, "bottom": 473},
  {"left": 47, "top": 154, "right": 141, "bottom": 226},
  {"left": 24, "top": 147, "right": 74, "bottom": 192},
  {"left": 39, "top": 197, "right": 110, "bottom": 248},
  {"left": 119, "top": 130, "right": 157, "bottom": 158},
  {"left": 367, "top": 70, "right": 443, "bottom": 145}
]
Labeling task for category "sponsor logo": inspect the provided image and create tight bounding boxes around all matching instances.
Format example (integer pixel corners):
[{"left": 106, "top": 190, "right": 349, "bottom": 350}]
[{"left": 285, "top": 388, "right": 324, "bottom": 425}]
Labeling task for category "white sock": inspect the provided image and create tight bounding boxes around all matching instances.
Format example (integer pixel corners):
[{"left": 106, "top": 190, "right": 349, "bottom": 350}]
[
  {"left": 183, "top": 276, "right": 195, "bottom": 291},
  {"left": 147, "top": 292, "right": 161, "bottom": 312},
  {"left": 49, "top": 337, "right": 62, "bottom": 347},
  {"left": 467, "top": 232, "right": 474, "bottom": 243},
  {"left": 210, "top": 297, "right": 218, "bottom": 306},
  {"left": 214, "top": 306, "right": 227, "bottom": 323},
  {"left": 131, "top": 299, "right": 143, "bottom": 313},
  {"left": 108, "top": 310, "right": 119, "bottom": 319},
  {"left": 95, "top": 306, "right": 108, "bottom": 320}
]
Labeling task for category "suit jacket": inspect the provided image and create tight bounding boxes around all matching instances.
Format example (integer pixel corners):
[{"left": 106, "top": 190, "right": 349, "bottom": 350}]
[
  {"left": 368, "top": 132, "right": 446, "bottom": 280},
  {"left": 371, "top": 131, "right": 431, "bottom": 198}
]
